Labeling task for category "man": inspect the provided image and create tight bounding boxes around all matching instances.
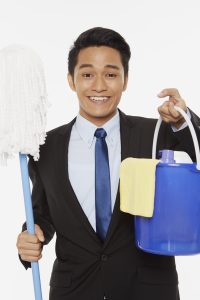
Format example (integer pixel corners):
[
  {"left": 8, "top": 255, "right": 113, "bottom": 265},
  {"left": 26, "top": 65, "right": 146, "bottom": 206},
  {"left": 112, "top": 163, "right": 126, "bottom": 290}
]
[{"left": 16, "top": 27, "right": 200, "bottom": 300}]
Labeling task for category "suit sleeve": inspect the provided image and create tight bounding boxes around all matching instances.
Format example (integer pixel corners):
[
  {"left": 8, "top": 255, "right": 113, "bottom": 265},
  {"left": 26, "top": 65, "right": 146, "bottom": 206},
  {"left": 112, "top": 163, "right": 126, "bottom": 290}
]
[
  {"left": 171, "top": 108, "right": 200, "bottom": 162},
  {"left": 19, "top": 156, "right": 55, "bottom": 270}
]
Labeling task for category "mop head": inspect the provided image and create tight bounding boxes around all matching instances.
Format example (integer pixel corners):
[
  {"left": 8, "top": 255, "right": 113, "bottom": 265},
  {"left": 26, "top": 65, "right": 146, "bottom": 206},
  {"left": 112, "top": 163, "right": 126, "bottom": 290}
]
[{"left": 0, "top": 45, "right": 50, "bottom": 165}]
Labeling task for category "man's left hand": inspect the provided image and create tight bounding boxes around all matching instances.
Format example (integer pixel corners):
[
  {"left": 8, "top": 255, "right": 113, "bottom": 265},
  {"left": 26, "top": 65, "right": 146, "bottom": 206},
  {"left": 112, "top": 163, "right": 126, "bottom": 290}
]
[{"left": 157, "top": 88, "right": 187, "bottom": 129}]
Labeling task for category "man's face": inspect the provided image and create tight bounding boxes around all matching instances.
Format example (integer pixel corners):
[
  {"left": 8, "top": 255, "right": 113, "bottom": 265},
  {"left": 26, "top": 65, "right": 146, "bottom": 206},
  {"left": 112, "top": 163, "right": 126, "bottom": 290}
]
[{"left": 68, "top": 46, "right": 128, "bottom": 126}]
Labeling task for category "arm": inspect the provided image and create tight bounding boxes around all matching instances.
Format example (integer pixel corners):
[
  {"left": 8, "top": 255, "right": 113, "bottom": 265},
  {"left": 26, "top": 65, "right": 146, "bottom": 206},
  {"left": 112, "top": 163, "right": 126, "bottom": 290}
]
[
  {"left": 171, "top": 108, "right": 200, "bottom": 162},
  {"left": 17, "top": 156, "right": 55, "bottom": 269},
  {"left": 27, "top": 156, "right": 55, "bottom": 244}
]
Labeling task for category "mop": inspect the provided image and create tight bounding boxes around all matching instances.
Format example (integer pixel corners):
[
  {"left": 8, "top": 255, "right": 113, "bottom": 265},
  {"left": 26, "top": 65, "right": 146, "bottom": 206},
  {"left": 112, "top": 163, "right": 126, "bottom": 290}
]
[{"left": 0, "top": 45, "right": 50, "bottom": 300}]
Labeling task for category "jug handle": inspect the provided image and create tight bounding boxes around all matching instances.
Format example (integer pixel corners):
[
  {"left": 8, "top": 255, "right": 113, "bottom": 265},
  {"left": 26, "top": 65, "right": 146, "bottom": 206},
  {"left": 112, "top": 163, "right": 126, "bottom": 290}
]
[{"left": 152, "top": 106, "right": 200, "bottom": 170}]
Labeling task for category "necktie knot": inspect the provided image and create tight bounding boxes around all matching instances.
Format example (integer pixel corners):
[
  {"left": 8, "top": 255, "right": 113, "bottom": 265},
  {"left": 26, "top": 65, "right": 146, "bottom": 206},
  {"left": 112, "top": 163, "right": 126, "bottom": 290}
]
[{"left": 94, "top": 128, "right": 107, "bottom": 139}]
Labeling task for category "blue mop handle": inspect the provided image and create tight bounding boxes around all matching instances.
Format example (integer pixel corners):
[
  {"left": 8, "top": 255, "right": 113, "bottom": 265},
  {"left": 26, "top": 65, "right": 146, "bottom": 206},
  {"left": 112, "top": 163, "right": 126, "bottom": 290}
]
[{"left": 19, "top": 153, "right": 43, "bottom": 300}]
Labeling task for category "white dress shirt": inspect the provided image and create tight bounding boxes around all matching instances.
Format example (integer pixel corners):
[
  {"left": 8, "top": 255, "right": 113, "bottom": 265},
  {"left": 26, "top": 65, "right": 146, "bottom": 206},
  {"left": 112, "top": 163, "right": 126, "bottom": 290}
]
[{"left": 68, "top": 111, "right": 121, "bottom": 231}]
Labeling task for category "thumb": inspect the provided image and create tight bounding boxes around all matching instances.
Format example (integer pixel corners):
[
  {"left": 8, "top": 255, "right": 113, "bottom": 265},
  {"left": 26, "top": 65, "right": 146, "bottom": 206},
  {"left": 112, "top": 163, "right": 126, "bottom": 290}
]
[
  {"left": 35, "top": 224, "right": 45, "bottom": 242},
  {"left": 157, "top": 90, "right": 166, "bottom": 97}
]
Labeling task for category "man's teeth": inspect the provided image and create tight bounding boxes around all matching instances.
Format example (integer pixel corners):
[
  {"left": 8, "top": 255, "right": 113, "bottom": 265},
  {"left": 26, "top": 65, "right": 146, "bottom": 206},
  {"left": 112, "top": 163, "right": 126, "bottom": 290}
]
[{"left": 89, "top": 96, "right": 109, "bottom": 102}]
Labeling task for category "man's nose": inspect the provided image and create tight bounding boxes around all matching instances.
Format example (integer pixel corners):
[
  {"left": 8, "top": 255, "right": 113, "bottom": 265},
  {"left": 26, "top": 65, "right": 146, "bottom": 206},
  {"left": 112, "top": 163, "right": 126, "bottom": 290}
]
[{"left": 92, "top": 76, "right": 107, "bottom": 92}]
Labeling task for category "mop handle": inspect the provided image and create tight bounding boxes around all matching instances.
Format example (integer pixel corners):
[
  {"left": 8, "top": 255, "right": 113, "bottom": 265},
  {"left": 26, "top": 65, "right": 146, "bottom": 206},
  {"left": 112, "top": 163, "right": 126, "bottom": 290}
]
[
  {"left": 19, "top": 153, "right": 43, "bottom": 300},
  {"left": 152, "top": 106, "right": 200, "bottom": 170}
]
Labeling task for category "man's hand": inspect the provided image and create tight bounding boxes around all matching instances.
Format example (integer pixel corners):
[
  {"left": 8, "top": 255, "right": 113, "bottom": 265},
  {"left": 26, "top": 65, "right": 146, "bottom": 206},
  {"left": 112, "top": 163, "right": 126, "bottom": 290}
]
[
  {"left": 16, "top": 224, "right": 44, "bottom": 262},
  {"left": 157, "top": 88, "right": 187, "bottom": 129}
]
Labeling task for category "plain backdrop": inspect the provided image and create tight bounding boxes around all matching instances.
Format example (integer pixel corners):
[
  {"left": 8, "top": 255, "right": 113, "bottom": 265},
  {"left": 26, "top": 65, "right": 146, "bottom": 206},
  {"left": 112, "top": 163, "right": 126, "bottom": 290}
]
[{"left": 0, "top": 0, "right": 199, "bottom": 299}]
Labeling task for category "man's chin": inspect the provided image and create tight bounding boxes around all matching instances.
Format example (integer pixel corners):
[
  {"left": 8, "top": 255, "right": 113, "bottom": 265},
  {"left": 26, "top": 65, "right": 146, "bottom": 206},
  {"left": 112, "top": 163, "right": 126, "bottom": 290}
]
[{"left": 90, "top": 110, "right": 117, "bottom": 120}]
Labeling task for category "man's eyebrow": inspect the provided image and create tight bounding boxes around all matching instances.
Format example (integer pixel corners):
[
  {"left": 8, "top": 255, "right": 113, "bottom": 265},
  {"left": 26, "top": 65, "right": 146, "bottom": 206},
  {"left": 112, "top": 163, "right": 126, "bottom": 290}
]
[
  {"left": 79, "top": 64, "right": 93, "bottom": 69},
  {"left": 105, "top": 64, "right": 120, "bottom": 70},
  {"left": 78, "top": 64, "right": 120, "bottom": 70}
]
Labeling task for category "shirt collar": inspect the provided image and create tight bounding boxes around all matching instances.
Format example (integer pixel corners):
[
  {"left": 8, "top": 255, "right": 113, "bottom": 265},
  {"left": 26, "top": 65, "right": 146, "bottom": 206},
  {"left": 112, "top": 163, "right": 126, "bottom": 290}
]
[{"left": 75, "top": 110, "right": 120, "bottom": 148}]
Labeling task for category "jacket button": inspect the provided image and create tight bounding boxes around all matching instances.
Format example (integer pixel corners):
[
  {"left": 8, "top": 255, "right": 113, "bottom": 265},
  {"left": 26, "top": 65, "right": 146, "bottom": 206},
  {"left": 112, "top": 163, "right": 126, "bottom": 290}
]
[{"left": 101, "top": 254, "right": 108, "bottom": 261}]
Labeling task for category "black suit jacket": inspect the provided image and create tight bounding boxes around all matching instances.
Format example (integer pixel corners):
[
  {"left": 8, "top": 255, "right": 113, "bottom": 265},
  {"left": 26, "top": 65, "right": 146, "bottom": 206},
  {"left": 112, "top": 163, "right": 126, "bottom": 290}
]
[{"left": 22, "top": 109, "right": 200, "bottom": 300}]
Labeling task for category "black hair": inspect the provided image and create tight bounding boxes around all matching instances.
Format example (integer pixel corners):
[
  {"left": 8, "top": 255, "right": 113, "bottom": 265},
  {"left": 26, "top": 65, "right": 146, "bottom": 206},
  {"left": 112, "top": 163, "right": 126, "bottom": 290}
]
[{"left": 68, "top": 27, "right": 131, "bottom": 77}]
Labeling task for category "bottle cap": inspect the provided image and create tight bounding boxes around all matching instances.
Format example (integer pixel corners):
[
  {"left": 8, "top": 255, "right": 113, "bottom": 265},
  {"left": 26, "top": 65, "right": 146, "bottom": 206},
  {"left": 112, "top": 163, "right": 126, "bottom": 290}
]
[{"left": 159, "top": 150, "right": 176, "bottom": 163}]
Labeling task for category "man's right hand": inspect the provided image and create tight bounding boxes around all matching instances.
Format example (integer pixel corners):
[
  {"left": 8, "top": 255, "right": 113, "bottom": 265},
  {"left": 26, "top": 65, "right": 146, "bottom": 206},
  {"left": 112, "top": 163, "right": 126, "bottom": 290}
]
[{"left": 16, "top": 224, "right": 45, "bottom": 262}]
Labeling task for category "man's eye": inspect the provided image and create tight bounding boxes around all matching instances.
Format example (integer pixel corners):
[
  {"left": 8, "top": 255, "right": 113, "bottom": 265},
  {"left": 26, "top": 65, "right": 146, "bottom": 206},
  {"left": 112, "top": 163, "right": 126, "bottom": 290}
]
[
  {"left": 82, "top": 73, "right": 93, "bottom": 78},
  {"left": 106, "top": 73, "right": 117, "bottom": 78}
]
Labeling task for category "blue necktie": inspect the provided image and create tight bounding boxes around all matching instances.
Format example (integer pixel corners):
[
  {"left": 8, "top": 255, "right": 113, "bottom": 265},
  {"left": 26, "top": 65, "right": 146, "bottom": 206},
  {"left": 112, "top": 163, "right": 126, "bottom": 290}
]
[{"left": 94, "top": 128, "right": 112, "bottom": 241}]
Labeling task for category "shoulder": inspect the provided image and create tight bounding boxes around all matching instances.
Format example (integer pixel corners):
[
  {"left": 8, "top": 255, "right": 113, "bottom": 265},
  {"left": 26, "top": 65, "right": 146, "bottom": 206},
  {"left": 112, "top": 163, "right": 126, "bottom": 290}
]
[
  {"left": 119, "top": 110, "right": 158, "bottom": 129},
  {"left": 46, "top": 117, "right": 76, "bottom": 138},
  {"left": 34, "top": 117, "right": 76, "bottom": 160},
  {"left": 43, "top": 117, "right": 76, "bottom": 144}
]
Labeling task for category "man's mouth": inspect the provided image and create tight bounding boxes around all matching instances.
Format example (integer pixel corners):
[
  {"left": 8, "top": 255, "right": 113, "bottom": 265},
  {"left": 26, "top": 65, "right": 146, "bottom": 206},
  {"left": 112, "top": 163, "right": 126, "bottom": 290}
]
[{"left": 88, "top": 96, "right": 111, "bottom": 103}]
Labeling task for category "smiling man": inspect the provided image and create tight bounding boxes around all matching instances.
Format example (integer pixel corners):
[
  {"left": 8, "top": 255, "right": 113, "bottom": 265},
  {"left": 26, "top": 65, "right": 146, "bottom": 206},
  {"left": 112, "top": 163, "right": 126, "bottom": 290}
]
[
  {"left": 67, "top": 45, "right": 128, "bottom": 126},
  {"left": 17, "top": 27, "right": 200, "bottom": 300}
]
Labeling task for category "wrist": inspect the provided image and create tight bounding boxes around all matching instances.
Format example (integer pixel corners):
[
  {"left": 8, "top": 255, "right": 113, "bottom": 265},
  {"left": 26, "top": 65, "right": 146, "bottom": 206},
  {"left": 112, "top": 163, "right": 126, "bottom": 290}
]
[{"left": 172, "top": 117, "right": 185, "bottom": 129}]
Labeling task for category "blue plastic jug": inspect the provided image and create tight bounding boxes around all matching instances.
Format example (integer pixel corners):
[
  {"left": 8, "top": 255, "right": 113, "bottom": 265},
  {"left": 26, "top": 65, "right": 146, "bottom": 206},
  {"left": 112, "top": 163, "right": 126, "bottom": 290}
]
[{"left": 135, "top": 106, "right": 200, "bottom": 255}]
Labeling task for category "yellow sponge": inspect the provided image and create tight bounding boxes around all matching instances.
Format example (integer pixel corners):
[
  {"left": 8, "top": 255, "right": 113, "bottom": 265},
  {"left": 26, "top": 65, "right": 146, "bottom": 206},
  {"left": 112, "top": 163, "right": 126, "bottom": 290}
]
[{"left": 120, "top": 158, "right": 159, "bottom": 217}]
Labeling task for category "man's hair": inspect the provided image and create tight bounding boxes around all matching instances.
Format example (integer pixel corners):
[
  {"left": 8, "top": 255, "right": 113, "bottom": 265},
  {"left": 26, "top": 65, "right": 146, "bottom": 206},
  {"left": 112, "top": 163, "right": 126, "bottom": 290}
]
[{"left": 68, "top": 27, "right": 131, "bottom": 77}]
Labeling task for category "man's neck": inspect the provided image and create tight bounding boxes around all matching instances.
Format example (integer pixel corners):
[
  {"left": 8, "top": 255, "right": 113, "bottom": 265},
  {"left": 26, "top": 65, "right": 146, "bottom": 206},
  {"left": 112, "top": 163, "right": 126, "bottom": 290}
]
[{"left": 79, "top": 110, "right": 118, "bottom": 127}]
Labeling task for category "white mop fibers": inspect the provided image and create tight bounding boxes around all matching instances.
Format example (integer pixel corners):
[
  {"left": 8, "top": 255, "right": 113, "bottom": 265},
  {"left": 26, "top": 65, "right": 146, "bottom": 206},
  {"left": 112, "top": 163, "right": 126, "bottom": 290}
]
[{"left": 0, "top": 45, "right": 50, "bottom": 165}]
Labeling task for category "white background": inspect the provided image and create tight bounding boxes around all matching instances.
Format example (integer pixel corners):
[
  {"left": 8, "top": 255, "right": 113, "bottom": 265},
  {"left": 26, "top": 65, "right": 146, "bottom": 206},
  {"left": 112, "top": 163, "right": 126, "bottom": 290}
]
[{"left": 0, "top": 0, "right": 199, "bottom": 299}]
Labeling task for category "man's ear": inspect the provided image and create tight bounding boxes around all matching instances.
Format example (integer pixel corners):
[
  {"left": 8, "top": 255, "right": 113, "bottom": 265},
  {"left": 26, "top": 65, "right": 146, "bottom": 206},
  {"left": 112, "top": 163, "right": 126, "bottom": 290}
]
[
  {"left": 67, "top": 73, "right": 76, "bottom": 91},
  {"left": 123, "top": 75, "right": 128, "bottom": 91}
]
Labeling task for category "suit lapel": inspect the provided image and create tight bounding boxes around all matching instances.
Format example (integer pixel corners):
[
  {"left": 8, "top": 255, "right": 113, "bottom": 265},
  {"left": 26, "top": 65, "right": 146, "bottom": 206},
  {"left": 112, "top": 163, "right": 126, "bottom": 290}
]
[
  {"left": 103, "top": 110, "right": 140, "bottom": 248},
  {"left": 56, "top": 118, "right": 101, "bottom": 244}
]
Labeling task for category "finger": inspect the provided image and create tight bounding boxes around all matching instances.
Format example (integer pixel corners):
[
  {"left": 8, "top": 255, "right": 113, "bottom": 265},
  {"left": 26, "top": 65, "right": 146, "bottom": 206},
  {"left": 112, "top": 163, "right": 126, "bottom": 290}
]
[
  {"left": 158, "top": 100, "right": 182, "bottom": 118},
  {"left": 160, "top": 116, "right": 171, "bottom": 124},
  {"left": 18, "top": 248, "right": 42, "bottom": 257},
  {"left": 160, "top": 113, "right": 179, "bottom": 124},
  {"left": 18, "top": 231, "right": 40, "bottom": 244},
  {"left": 168, "top": 102, "right": 181, "bottom": 119},
  {"left": 35, "top": 225, "right": 45, "bottom": 242},
  {"left": 157, "top": 102, "right": 170, "bottom": 116},
  {"left": 17, "top": 241, "right": 42, "bottom": 251},
  {"left": 157, "top": 88, "right": 181, "bottom": 99},
  {"left": 158, "top": 108, "right": 181, "bottom": 123}
]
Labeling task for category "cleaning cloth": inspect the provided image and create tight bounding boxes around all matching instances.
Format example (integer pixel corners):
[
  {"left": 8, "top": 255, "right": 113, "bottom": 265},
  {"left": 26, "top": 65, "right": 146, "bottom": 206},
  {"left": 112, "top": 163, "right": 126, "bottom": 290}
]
[{"left": 120, "top": 158, "right": 159, "bottom": 217}]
